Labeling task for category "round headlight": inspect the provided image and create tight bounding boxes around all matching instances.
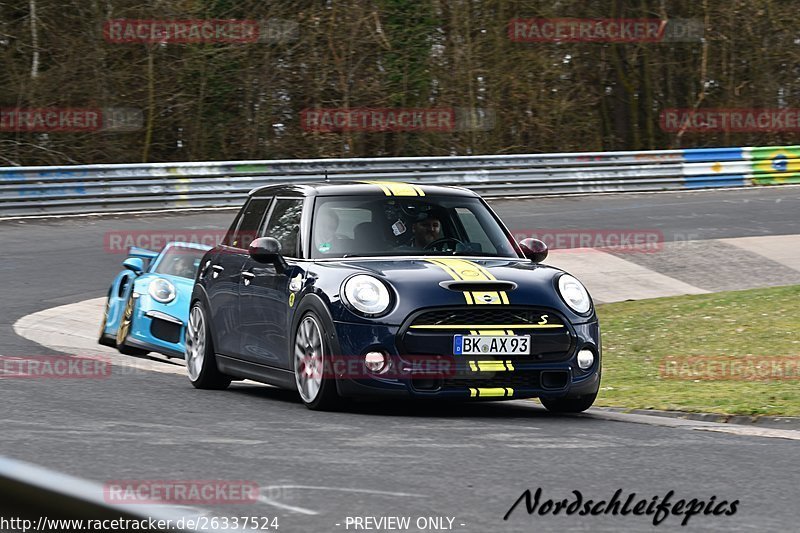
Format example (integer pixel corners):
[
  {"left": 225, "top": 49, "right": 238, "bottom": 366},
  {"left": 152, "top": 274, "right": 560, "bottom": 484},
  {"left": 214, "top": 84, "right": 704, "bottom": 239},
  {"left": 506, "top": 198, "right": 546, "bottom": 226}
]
[
  {"left": 342, "top": 275, "right": 391, "bottom": 316},
  {"left": 148, "top": 278, "right": 176, "bottom": 303},
  {"left": 557, "top": 274, "right": 591, "bottom": 314}
]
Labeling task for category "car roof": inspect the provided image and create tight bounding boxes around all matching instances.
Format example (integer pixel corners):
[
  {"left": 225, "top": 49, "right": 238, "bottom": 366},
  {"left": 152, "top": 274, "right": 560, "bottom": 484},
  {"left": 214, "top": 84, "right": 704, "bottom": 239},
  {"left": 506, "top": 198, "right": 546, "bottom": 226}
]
[{"left": 248, "top": 181, "right": 479, "bottom": 198}]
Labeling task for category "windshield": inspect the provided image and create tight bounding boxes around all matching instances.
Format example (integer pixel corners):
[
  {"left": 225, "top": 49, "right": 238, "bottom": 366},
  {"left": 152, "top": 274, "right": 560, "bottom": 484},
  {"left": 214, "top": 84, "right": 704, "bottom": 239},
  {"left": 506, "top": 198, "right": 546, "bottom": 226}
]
[
  {"left": 153, "top": 246, "right": 207, "bottom": 279},
  {"left": 310, "top": 195, "right": 519, "bottom": 259}
]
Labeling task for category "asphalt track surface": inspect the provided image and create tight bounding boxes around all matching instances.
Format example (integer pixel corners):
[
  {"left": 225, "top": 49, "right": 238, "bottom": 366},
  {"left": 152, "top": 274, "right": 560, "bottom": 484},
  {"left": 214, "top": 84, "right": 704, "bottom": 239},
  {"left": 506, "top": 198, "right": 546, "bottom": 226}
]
[{"left": 2, "top": 186, "right": 800, "bottom": 532}]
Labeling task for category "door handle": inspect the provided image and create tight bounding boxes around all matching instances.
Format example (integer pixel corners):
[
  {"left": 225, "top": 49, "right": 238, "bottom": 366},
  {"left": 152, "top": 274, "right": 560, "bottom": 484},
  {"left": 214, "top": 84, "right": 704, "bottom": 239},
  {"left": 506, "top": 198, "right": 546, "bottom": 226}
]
[
  {"left": 210, "top": 264, "right": 224, "bottom": 279},
  {"left": 241, "top": 271, "right": 255, "bottom": 286}
]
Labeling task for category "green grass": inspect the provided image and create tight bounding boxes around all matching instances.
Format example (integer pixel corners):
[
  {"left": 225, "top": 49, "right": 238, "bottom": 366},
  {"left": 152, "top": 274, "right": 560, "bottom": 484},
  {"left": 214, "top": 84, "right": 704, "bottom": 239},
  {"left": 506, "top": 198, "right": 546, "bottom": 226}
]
[{"left": 595, "top": 285, "right": 800, "bottom": 416}]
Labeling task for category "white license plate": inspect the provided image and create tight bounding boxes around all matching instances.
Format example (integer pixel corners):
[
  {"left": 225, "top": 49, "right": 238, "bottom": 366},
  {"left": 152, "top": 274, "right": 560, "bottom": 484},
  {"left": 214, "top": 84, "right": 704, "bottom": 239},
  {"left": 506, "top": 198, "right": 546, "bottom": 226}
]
[{"left": 453, "top": 335, "right": 530, "bottom": 355}]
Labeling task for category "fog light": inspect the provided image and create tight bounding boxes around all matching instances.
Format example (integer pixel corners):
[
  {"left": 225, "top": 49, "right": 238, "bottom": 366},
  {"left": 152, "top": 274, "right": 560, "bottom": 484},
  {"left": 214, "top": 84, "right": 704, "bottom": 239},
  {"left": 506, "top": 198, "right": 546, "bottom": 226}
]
[
  {"left": 364, "top": 351, "right": 389, "bottom": 374},
  {"left": 577, "top": 349, "right": 595, "bottom": 370}
]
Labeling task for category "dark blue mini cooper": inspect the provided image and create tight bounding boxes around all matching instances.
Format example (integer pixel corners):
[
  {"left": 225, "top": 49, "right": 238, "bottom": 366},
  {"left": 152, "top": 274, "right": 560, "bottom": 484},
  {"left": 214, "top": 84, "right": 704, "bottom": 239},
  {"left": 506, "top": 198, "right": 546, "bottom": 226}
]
[{"left": 187, "top": 182, "right": 600, "bottom": 412}]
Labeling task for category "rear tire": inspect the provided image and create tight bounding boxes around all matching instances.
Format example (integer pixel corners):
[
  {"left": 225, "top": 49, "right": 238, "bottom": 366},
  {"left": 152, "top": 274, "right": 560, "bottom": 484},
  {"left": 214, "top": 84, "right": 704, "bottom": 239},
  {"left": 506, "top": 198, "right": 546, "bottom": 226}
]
[
  {"left": 185, "top": 300, "right": 231, "bottom": 390},
  {"left": 540, "top": 392, "right": 597, "bottom": 413},
  {"left": 115, "top": 293, "right": 149, "bottom": 356},
  {"left": 293, "top": 312, "right": 341, "bottom": 411}
]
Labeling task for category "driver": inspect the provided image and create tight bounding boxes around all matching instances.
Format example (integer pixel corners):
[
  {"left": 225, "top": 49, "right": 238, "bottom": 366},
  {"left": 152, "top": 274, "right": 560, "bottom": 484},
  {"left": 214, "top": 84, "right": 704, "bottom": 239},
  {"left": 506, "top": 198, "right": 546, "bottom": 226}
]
[
  {"left": 172, "top": 254, "right": 198, "bottom": 278},
  {"left": 411, "top": 212, "right": 442, "bottom": 248}
]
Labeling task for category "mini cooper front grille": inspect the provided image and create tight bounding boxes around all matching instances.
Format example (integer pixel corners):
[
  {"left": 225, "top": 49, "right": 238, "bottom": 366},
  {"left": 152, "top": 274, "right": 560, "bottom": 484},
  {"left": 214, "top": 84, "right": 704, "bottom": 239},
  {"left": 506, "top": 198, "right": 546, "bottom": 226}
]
[
  {"left": 410, "top": 308, "right": 562, "bottom": 328},
  {"left": 400, "top": 307, "right": 574, "bottom": 363}
]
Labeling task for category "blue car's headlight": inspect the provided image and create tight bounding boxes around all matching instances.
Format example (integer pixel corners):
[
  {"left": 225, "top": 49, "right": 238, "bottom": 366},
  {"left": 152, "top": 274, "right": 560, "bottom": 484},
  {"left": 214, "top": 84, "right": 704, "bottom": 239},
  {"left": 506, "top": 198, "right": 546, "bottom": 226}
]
[
  {"left": 557, "top": 274, "right": 591, "bottom": 314},
  {"left": 342, "top": 275, "right": 391, "bottom": 316},
  {"left": 148, "top": 278, "right": 176, "bottom": 304}
]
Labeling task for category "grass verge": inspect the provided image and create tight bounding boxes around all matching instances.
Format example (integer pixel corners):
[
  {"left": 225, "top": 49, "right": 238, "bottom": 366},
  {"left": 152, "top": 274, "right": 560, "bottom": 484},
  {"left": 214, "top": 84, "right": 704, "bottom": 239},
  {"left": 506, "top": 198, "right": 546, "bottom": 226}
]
[{"left": 595, "top": 285, "right": 800, "bottom": 416}]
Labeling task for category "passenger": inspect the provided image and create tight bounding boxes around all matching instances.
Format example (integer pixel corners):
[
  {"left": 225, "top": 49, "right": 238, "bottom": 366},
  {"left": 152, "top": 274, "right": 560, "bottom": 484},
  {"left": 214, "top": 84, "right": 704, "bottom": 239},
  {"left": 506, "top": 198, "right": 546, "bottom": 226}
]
[{"left": 314, "top": 208, "right": 349, "bottom": 253}]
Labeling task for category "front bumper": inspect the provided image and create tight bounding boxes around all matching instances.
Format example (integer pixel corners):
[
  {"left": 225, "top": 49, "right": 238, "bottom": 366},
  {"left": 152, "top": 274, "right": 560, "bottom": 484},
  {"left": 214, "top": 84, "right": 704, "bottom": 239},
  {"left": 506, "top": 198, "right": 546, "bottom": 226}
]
[
  {"left": 331, "top": 308, "right": 601, "bottom": 400},
  {"left": 128, "top": 297, "right": 186, "bottom": 358}
]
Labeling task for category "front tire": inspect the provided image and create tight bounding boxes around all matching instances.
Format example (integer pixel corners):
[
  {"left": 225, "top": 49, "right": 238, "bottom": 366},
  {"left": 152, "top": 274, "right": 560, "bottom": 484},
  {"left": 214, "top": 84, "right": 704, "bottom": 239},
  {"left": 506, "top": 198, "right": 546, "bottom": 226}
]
[
  {"left": 540, "top": 392, "right": 597, "bottom": 413},
  {"left": 115, "top": 293, "right": 149, "bottom": 356},
  {"left": 185, "top": 300, "right": 231, "bottom": 390},
  {"left": 293, "top": 312, "right": 341, "bottom": 410},
  {"left": 98, "top": 296, "right": 116, "bottom": 348}
]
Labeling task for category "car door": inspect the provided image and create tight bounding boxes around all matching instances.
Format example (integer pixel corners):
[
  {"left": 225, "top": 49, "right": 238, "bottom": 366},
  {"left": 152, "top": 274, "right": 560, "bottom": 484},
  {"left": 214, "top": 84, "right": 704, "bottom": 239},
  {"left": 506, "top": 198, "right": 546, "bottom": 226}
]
[
  {"left": 204, "top": 196, "right": 272, "bottom": 358},
  {"left": 238, "top": 197, "right": 305, "bottom": 369}
]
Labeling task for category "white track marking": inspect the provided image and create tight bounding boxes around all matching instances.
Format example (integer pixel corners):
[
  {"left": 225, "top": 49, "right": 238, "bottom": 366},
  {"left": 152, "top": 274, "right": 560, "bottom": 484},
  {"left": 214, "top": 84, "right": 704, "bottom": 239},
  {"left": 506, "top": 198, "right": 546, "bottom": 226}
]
[
  {"left": 13, "top": 297, "right": 186, "bottom": 375},
  {"left": 256, "top": 485, "right": 425, "bottom": 516}
]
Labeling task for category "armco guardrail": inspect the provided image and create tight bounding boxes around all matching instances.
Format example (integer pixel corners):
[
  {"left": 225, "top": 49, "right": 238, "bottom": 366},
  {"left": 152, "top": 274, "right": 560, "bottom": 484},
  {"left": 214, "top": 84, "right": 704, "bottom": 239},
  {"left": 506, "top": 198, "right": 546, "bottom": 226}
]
[
  {"left": 1, "top": 145, "right": 799, "bottom": 216},
  {"left": 0, "top": 455, "right": 207, "bottom": 531}
]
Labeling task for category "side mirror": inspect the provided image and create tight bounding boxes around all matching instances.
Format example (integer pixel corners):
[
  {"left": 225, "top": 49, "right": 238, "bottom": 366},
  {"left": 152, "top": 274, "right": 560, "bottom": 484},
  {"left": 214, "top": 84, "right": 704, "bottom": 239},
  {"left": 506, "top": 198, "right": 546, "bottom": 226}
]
[
  {"left": 249, "top": 237, "right": 287, "bottom": 273},
  {"left": 122, "top": 257, "right": 144, "bottom": 274},
  {"left": 519, "top": 238, "right": 548, "bottom": 263}
]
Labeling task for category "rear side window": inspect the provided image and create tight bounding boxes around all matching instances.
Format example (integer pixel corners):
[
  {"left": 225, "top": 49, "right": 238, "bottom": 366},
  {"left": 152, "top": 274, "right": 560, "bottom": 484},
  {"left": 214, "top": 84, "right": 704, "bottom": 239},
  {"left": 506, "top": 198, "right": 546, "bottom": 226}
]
[
  {"left": 227, "top": 197, "right": 272, "bottom": 249},
  {"left": 262, "top": 198, "right": 303, "bottom": 257}
]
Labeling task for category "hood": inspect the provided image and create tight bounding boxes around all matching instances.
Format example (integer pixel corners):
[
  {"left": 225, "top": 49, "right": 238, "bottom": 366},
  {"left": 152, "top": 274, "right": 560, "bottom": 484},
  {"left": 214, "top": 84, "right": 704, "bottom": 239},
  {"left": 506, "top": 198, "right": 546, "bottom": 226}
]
[{"left": 310, "top": 256, "right": 593, "bottom": 324}]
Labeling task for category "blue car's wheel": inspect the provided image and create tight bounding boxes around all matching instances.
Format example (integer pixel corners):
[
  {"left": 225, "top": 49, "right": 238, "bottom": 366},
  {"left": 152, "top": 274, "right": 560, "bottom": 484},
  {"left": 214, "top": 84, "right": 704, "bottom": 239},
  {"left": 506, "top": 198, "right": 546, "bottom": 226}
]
[
  {"left": 116, "top": 293, "right": 149, "bottom": 356},
  {"left": 98, "top": 296, "right": 116, "bottom": 348},
  {"left": 186, "top": 300, "right": 231, "bottom": 390},
  {"left": 293, "top": 312, "right": 341, "bottom": 410}
]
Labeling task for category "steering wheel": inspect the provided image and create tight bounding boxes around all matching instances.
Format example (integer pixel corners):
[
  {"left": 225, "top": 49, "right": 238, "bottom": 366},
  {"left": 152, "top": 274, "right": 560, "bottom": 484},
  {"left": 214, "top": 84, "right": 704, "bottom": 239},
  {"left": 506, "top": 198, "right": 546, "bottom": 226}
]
[{"left": 423, "top": 237, "right": 464, "bottom": 252}]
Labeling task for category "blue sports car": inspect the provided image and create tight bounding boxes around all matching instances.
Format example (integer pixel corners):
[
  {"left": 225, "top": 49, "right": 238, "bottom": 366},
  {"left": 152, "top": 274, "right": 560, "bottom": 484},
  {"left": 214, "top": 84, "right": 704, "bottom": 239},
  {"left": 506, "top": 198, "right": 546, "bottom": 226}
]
[
  {"left": 99, "top": 242, "right": 212, "bottom": 358},
  {"left": 186, "top": 182, "right": 601, "bottom": 412}
]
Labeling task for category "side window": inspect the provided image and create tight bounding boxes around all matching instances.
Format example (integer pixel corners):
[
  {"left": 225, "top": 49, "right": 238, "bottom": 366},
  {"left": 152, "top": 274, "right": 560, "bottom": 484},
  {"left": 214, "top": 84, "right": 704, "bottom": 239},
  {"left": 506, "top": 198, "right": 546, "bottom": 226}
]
[
  {"left": 229, "top": 197, "right": 272, "bottom": 249},
  {"left": 222, "top": 210, "right": 243, "bottom": 246},
  {"left": 262, "top": 198, "right": 303, "bottom": 257},
  {"left": 455, "top": 207, "right": 494, "bottom": 253},
  {"left": 335, "top": 208, "right": 373, "bottom": 238}
]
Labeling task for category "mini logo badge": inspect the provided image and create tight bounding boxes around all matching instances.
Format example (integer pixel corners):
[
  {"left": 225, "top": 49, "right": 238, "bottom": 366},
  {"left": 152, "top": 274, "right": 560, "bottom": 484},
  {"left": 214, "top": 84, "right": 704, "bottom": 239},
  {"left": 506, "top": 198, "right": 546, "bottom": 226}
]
[{"left": 481, "top": 294, "right": 497, "bottom": 303}]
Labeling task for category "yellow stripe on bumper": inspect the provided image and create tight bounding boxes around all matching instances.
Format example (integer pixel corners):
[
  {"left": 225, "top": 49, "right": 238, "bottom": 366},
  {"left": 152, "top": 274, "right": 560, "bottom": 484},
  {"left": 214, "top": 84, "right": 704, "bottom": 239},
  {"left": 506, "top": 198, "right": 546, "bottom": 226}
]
[
  {"left": 469, "top": 387, "right": 514, "bottom": 398},
  {"left": 468, "top": 361, "right": 515, "bottom": 372},
  {"left": 409, "top": 324, "right": 563, "bottom": 330}
]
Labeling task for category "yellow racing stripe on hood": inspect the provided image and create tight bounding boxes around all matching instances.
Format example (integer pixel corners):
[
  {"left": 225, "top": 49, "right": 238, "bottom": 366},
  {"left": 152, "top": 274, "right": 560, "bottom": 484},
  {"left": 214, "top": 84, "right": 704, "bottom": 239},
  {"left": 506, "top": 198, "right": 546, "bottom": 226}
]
[{"left": 426, "top": 258, "right": 509, "bottom": 305}]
